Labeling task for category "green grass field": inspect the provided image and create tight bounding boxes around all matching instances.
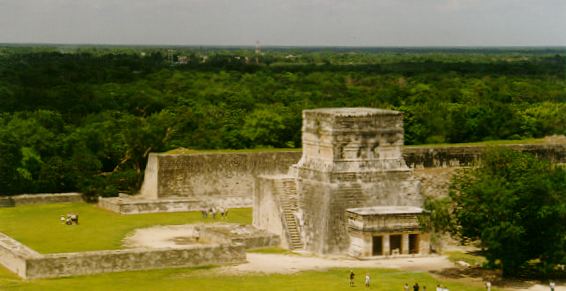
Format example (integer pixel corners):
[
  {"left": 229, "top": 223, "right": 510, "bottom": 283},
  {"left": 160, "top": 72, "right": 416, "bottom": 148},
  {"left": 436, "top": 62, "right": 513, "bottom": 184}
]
[
  {"left": 0, "top": 203, "right": 251, "bottom": 253},
  {"left": 0, "top": 265, "right": 503, "bottom": 291}
]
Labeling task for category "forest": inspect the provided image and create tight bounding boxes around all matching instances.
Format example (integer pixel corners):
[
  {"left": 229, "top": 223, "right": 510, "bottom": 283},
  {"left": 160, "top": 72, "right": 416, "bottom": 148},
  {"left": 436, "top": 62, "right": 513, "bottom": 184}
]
[{"left": 0, "top": 45, "right": 564, "bottom": 197}]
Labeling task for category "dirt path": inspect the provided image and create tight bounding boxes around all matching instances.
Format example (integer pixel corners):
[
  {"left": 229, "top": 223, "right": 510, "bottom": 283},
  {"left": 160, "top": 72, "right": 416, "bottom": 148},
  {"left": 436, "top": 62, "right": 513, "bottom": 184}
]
[
  {"left": 219, "top": 254, "right": 564, "bottom": 291},
  {"left": 220, "top": 253, "right": 453, "bottom": 275}
]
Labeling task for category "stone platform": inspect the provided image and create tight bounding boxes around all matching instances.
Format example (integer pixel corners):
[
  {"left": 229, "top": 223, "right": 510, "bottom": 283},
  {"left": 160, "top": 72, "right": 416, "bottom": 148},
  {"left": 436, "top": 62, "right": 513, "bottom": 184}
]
[
  {"left": 98, "top": 196, "right": 250, "bottom": 215},
  {"left": 0, "top": 222, "right": 279, "bottom": 279}
]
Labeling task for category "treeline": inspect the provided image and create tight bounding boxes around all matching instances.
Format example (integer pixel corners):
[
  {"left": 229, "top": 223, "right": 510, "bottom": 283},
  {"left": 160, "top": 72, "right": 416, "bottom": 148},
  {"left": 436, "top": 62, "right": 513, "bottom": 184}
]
[{"left": 0, "top": 47, "right": 564, "bottom": 197}]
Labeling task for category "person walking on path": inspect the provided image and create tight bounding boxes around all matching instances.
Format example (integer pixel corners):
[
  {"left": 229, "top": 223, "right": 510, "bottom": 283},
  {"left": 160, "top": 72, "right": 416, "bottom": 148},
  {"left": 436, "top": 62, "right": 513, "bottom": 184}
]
[
  {"left": 349, "top": 270, "right": 355, "bottom": 287},
  {"left": 364, "top": 273, "right": 370, "bottom": 288},
  {"left": 550, "top": 281, "right": 555, "bottom": 291}
]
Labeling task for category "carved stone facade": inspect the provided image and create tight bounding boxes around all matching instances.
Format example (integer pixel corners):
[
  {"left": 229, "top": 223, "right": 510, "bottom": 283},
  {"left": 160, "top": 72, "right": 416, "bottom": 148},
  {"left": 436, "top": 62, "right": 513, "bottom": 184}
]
[{"left": 254, "top": 107, "right": 428, "bottom": 256}]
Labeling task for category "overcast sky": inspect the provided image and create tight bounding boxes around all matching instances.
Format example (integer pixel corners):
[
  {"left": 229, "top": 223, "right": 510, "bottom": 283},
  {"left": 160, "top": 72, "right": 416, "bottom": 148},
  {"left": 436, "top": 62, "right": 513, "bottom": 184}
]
[{"left": 0, "top": 0, "right": 564, "bottom": 46}]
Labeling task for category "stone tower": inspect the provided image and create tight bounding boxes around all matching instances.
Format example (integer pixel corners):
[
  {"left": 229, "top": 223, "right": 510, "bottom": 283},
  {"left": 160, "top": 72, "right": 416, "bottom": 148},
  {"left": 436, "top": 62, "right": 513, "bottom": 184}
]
[{"left": 295, "top": 108, "right": 421, "bottom": 254}]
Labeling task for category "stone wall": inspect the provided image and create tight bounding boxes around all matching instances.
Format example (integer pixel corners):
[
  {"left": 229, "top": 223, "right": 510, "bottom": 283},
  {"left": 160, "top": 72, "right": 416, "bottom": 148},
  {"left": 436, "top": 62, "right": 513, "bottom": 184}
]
[
  {"left": 0, "top": 231, "right": 246, "bottom": 279},
  {"left": 138, "top": 143, "right": 566, "bottom": 208},
  {"left": 139, "top": 152, "right": 301, "bottom": 202},
  {"left": 404, "top": 143, "right": 566, "bottom": 168},
  {"left": 0, "top": 232, "right": 41, "bottom": 278},
  {"left": 0, "top": 193, "right": 83, "bottom": 207},
  {"left": 98, "top": 197, "right": 251, "bottom": 215},
  {"left": 25, "top": 244, "right": 245, "bottom": 279},
  {"left": 198, "top": 224, "right": 281, "bottom": 250}
]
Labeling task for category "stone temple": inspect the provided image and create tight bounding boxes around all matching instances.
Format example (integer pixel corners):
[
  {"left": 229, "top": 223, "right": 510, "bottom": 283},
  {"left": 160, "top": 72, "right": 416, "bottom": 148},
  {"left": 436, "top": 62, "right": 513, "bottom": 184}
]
[{"left": 253, "top": 108, "right": 430, "bottom": 257}]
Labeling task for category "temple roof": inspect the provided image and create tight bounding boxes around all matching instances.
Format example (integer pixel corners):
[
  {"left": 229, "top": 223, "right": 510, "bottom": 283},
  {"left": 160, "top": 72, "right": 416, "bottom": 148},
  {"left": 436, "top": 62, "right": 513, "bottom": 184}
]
[
  {"left": 304, "top": 107, "right": 401, "bottom": 117},
  {"left": 346, "top": 206, "right": 424, "bottom": 216}
]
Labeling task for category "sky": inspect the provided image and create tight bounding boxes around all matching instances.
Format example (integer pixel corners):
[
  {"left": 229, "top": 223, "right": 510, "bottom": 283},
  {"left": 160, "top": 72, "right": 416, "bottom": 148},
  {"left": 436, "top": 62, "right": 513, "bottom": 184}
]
[{"left": 0, "top": 0, "right": 565, "bottom": 47}]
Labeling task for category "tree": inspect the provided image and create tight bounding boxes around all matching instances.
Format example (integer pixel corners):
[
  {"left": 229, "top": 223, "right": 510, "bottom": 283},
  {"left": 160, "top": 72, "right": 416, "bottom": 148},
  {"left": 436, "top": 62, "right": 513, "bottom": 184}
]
[
  {"left": 241, "top": 108, "right": 287, "bottom": 148},
  {"left": 448, "top": 148, "right": 566, "bottom": 276}
]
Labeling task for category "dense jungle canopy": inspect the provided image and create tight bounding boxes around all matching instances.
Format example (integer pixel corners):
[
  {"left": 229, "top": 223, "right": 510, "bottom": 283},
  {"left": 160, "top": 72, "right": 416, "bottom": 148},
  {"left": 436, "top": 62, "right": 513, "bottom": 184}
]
[{"left": 0, "top": 46, "right": 564, "bottom": 197}]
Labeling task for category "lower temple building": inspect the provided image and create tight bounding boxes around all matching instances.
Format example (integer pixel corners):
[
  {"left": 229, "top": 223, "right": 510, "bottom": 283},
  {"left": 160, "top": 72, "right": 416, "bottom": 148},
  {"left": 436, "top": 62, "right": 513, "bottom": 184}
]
[
  {"left": 253, "top": 107, "right": 431, "bottom": 257},
  {"left": 347, "top": 206, "right": 429, "bottom": 257}
]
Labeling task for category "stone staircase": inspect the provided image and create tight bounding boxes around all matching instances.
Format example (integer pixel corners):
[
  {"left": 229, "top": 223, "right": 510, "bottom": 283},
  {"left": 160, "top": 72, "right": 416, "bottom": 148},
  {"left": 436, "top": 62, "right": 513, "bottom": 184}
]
[{"left": 275, "top": 178, "right": 303, "bottom": 250}]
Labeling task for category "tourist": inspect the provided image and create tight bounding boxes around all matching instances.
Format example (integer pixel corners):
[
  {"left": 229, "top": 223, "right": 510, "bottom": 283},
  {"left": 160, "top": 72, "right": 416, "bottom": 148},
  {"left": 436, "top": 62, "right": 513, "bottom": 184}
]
[
  {"left": 220, "top": 207, "right": 225, "bottom": 218},
  {"left": 201, "top": 209, "right": 208, "bottom": 218},
  {"left": 404, "top": 283, "right": 409, "bottom": 291},
  {"left": 194, "top": 228, "right": 200, "bottom": 242},
  {"left": 70, "top": 213, "right": 79, "bottom": 224},
  {"left": 550, "top": 281, "right": 555, "bottom": 291},
  {"left": 485, "top": 281, "right": 491, "bottom": 291},
  {"left": 349, "top": 270, "right": 355, "bottom": 287},
  {"left": 423, "top": 286, "right": 426, "bottom": 291},
  {"left": 364, "top": 273, "right": 370, "bottom": 288},
  {"left": 436, "top": 284, "right": 442, "bottom": 291},
  {"left": 413, "top": 282, "right": 420, "bottom": 291},
  {"left": 212, "top": 208, "right": 217, "bottom": 219}
]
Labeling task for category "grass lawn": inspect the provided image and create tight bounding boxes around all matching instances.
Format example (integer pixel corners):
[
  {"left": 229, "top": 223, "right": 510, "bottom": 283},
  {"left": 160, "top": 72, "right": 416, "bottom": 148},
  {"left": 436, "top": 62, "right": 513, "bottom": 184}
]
[
  {"left": 0, "top": 203, "right": 252, "bottom": 253},
  {"left": 0, "top": 265, "right": 504, "bottom": 291}
]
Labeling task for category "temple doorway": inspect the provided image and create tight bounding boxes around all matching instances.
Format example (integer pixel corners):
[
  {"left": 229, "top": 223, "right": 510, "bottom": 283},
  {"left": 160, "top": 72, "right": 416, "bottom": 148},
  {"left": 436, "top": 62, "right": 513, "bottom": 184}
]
[
  {"left": 390, "top": 234, "right": 402, "bottom": 255},
  {"left": 409, "top": 234, "right": 419, "bottom": 254},
  {"left": 372, "top": 236, "right": 383, "bottom": 256}
]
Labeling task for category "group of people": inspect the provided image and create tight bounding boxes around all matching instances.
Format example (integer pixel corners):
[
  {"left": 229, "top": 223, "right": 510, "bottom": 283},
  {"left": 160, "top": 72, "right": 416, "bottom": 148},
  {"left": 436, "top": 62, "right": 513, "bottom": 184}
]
[
  {"left": 200, "top": 207, "right": 229, "bottom": 219},
  {"left": 346, "top": 279, "right": 557, "bottom": 290},
  {"left": 348, "top": 272, "right": 451, "bottom": 290},
  {"left": 348, "top": 271, "right": 371, "bottom": 288},
  {"left": 403, "top": 283, "right": 449, "bottom": 291},
  {"left": 402, "top": 283, "right": 433, "bottom": 291},
  {"left": 60, "top": 213, "right": 79, "bottom": 225}
]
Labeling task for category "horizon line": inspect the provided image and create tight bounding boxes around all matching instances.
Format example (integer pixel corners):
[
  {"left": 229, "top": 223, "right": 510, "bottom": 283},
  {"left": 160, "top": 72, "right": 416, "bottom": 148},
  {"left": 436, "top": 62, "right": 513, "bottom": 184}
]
[{"left": 1, "top": 42, "right": 565, "bottom": 50}]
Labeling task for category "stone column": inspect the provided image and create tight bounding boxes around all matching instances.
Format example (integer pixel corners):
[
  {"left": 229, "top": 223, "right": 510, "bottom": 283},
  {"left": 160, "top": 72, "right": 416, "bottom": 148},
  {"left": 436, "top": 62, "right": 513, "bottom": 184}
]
[
  {"left": 402, "top": 233, "right": 410, "bottom": 255},
  {"left": 363, "top": 233, "right": 372, "bottom": 257},
  {"left": 383, "top": 234, "right": 390, "bottom": 256}
]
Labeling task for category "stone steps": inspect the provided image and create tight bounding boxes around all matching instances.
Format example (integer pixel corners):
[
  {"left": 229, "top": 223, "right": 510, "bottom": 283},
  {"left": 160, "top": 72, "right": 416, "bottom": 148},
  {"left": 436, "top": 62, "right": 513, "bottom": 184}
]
[{"left": 274, "top": 178, "right": 303, "bottom": 250}]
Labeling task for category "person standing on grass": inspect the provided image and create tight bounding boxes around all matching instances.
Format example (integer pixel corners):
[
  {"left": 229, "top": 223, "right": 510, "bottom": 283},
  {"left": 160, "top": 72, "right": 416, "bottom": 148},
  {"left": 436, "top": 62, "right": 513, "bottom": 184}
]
[
  {"left": 436, "top": 284, "right": 442, "bottom": 291},
  {"left": 364, "top": 273, "right": 370, "bottom": 288},
  {"left": 404, "top": 283, "right": 409, "bottom": 291},
  {"left": 485, "top": 281, "right": 491, "bottom": 291},
  {"left": 349, "top": 270, "right": 355, "bottom": 287},
  {"left": 413, "top": 282, "right": 420, "bottom": 291}
]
